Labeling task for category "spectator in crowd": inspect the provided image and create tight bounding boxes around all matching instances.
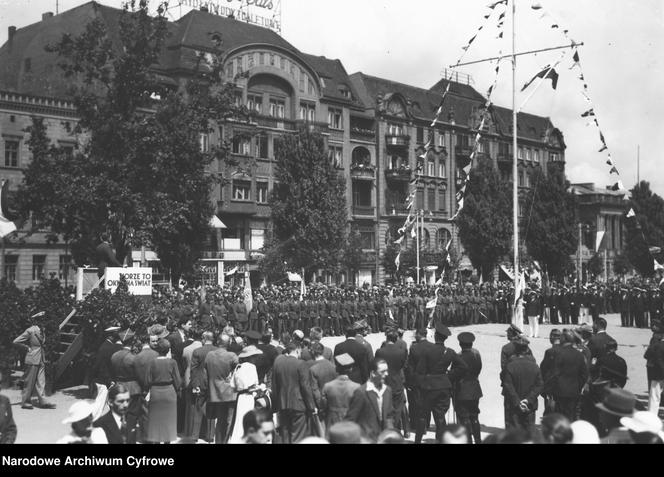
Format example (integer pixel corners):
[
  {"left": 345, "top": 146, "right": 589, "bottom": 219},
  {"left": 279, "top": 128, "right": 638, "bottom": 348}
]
[
  {"left": 540, "top": 413, "right": 573, "bottom": 444},
  {"left": 57, "top": 401, "right": 108, "bottom": 444},
  {"left": 145, "top": 339, "right": 182, "bottom": 443},
  {"left": 93, "top": 384, "right": 137, "bottom": 444},
  {"left": 0, "top": 369, "right": 17, "bottom": 444}
]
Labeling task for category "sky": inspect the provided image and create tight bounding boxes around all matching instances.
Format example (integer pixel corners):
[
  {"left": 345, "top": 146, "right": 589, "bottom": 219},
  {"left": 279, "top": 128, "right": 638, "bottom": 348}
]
[{"left": 1, "top": 0, "right": 663, "bottom": 196}]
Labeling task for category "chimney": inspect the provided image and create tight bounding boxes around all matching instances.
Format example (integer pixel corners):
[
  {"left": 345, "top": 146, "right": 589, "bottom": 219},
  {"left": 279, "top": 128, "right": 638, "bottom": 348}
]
[
  {"left": 42, "top": 12, "right": 54, "bottom": 21},
  {"left": 8, "top": 26, "right": 16, "bottom": 48}
]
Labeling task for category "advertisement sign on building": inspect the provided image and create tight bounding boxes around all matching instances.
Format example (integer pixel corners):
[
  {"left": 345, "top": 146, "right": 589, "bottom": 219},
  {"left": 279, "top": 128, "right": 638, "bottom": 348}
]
[
  {"left": 179, "top": 0, "right": 282, "bottom": 33},
  {"left": 104, "top": 268, "right": 153, "bottom": 295}
]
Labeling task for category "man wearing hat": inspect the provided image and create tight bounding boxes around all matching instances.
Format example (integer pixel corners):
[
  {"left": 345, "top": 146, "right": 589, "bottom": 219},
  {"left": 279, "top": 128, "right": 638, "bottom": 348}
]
[
  {"left": 539, "top": 329, "right": 562, "bottom": 415},
  {"left": 333, "top": 325, "right": 371, "bottom": 385},
  {"left": 109, "top": 330, "right": 141, "bottom": 436},
  {"left": 90, "top": 326, "right": 123, "bottom": 396},
  {"left": 320, "top": 353, "right": 360, "bottom": 431},
  {"left": 552, "top": 329, "right": 589, "bottom": 421},
  {"left": 595, "top": 388, "right": 636, "bottom": 442},
  {"left": 57, "top": 401, "right": 108, "bottom": 444},
  {"left": 453, "top": 332, "right": 483, "bottom": 444},
  {"left": 414, "top": 322, "right": 468, "bottom": 443},
  {"left": 376, "top": 329, "right": 408, "bottom": 436},
  {"left": 502, "top": 336, "right": 543, "bottom": 431},
  {"left": 12, "top": 312, "right": 56, "bottom": 409}
]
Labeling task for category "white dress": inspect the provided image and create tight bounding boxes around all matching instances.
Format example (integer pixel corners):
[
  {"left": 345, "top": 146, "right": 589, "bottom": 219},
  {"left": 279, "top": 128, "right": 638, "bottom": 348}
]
[{"left": 228, "top": 362, "right": 259, "bottom": 444}]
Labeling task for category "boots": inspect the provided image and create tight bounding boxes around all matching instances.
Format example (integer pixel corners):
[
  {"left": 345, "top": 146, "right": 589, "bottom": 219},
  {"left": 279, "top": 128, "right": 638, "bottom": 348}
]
[{"left": 470, "top": 417, "right": 482, "bottom": 444}]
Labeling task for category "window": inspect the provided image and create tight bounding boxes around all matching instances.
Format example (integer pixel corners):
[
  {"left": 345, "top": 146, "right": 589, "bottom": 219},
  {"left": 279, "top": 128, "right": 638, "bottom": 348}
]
[
  {"left": 439, "top": 189, "right": 447, "bottom": 211},
  {"left": 247, "top": 94, "right": 263, "bottom": 114},
  {"left": 438, "top": 133, "right": 445, "bottom": 147},
  {"left": 518, "top": 171, "right": 524, "bottom": 187},
  {"left": 299, "top": 102, "right": 316, "bottom": 122},
  {"left": 269, "top": 98, "right": 285, "bottom": 119},
  {"left": 427, "top": 188, "right": 436, "bottom": 211},
  {"left": 526, "top": 148, "right": 533, "bottom": 161},
  {"left": 59, "top": 255, "right": 72, "bottom": 281},
  {"left": 438, "top": 161, "right": 447, "bottom": 178},
  {"left": 328, "top": 108, "right": 343, "bottom": 129},
  {"left": 269, "top": 54, "right": 275, "bottom": 66},
  {"left": 533, "top": 149, "right": 540, "bottom": 163},
  {"left": 550, "top": 152, "right": 559, "bottom": 162},
  {"left": 308, "top": 77, "right": 315, "bottom": 96},
  {"left": 427, "top": 160, "right": 435, "bottom": 177},
  {"left": 478, "top": 141, "right": 487, "bottom": 153},
  {"left": 32, "top": 255, "right": 46, "bottom": 281},
  {"left": 359, "top": 231, "right": 375, "bottom": 250},
  {"left": 329, "top": 145, "right": 343, "bottom": 168},
  {"left": 352, "top": 182, "right": 372, "bottom": 207},
  {"left": 256, "top": 182, "right": 268, "bottom": 204},
  {"left": 387, "top": 123, "right": 403, "bottom": 136},
  {"left": 199, "top": 133, "right": 209, "bottom": 153},
  {"left": 437, "top": 228, "right": 451, "bottom": 249},
  {"left": 518, "top": 147, "right": 524, "bottom": 160},
  {"left": 256, "top": 134, "right": 269, "bottom": 159},
  {"left": 416, "top": 189, "right": 424, "bottom": 210},
  {"left": 232, "top": 181, "right": 251, "bottom": 201},
  {"left": 416, "top": 127, "right": 424, "bottom": 143},
  {"left": 251, "top": 229, "right": 265, "bottom": 250},
  {"left": 4, "top": 140, "right": 19, "bottom": 167},
  {"left": 232, "top": 136, "right": 251, "bottom": 155},
  {"left": 234, "top": 90, "right": 243, "bottom": 108},
  {"left": 62, "top": 145, "right": 74, "bottom": 159},
  {"left": 235, "top": 57, "right": 243, "bottom": 75},
  {"left": 299, "top": 71, "right": 305, "bottom": 92},
  {"left": 225, "top": 63, "right": 234, "bottom": 79},
  {"left": 339, "top": 86, "right": 351, "bottom": 99},
  {"left": 457, "top": 134, "right": 469, "bottom": 148},
  {"left": 4, "top": 255, "right": 17, "bottom": 282}
]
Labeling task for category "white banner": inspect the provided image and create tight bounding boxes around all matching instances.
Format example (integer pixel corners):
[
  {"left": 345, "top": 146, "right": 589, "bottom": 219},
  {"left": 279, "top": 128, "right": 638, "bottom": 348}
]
[
  {"left": 104, "top": 268, "right": 152, "bottom": 295},
  {"left": 595, "top": 231, "right": 605, "bottom": 253}
]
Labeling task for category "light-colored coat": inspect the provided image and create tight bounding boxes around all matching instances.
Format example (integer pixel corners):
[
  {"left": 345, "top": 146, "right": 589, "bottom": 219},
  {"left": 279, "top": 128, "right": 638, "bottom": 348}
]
[
  {"left": 320, "top": 375, "right": 360, "bottom": 428},
  {"left": 13, "top": 325, "right": 44, "bottom": 365}
]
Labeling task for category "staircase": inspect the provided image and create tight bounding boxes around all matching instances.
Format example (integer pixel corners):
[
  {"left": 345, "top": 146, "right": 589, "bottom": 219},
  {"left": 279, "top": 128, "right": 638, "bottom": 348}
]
[{"left": 53, "top": 309, "right": 84, "bottom": 387}]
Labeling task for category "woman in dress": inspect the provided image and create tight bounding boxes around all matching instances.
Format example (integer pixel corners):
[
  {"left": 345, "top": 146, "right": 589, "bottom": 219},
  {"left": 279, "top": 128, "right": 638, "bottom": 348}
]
[
  {"left": 145, "top": 339, "right": 181, "bottom": 443},
  {"left": 228, "top": 344, "right": 265, "bottom": 443}
]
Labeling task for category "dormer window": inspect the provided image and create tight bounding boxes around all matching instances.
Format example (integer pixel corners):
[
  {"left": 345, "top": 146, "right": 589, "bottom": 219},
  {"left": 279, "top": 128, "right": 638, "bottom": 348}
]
[{"left": 338, "top": 85, "right": 351, "bottom": 99}]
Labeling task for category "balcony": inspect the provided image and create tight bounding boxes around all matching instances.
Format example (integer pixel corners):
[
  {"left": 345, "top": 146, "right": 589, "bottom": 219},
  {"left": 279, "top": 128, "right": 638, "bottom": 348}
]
[
  {"left": 218, "top": 200, "right": 257, "bottom": 216},
  {"left": 385, "top": 134, "right": 410, "bottom": 147},
  {"left": 384, "top": 167, "right": 412, "bottom": 182},
  {"left": 295, "top": 119, "right": 329, "bottom": 134},
  {"left": 350, "top": 164, "right": 376, "bottom": 180},
  {"left": 352, "top": 205, "right": 376, "bottom": 217},
  {"left": 254, "top": 115, "right": 297, "bottom": 131},
  {"left": 384, "top": 206, "right": 410, "bottom": 217},
  {"left": 455, "top": 145, "right": 473, "bottom": 157},
  {"left": 201, "top": 251, "right": 224, "bottom": 260},
  {"left": 351, "top": 127, "right": 376, "bottom": 142}
]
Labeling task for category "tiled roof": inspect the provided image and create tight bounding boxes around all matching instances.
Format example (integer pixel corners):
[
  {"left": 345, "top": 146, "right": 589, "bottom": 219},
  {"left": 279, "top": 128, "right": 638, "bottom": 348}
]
[
  {"left": 429, "top": 77, "right": 487, "bottom": 101},
  {"left": 492, "top": 105, "right": 557, "bottom": 142},
  {"left": 299, "top": 53, "right": 361, "bottom": 105}
]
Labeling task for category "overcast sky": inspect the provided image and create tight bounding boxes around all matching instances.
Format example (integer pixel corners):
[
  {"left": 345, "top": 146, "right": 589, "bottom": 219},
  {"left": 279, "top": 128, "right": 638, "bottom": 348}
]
[{"left": 1, "top": 0, "right": 662, "bottom": 197}]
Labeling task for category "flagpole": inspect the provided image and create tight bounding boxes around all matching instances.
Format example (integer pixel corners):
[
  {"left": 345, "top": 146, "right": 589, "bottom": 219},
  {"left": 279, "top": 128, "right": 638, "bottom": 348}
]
[
  {"left": 416, "top": 210, "right": 421, "bottom": 285},
  {"left": 512, "top": 0, "right": 519, "bottom": 325}
]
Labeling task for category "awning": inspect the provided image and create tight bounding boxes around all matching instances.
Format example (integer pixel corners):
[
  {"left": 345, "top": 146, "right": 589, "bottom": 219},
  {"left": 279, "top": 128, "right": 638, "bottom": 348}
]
[{"left": 210, "top": 215, "right": 227, "bottom": 229}]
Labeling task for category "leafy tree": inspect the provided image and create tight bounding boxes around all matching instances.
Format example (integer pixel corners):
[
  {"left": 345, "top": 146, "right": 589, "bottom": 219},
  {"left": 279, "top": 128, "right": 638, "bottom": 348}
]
[
  {"left": 587, "top": 253, "right": 604, "bottom": 280},
  {"left": 342, "top": 226, "right": 365, "bottom": 285},
  {"left": 16, "top": 1, "right": 242, "bottom": 284},
  {"left": 456, "top": 159, "right": 512, "bottom": 280},
  {"left": 613, "top": 252, "right": 631, "bottom": 277},
  {"left": 268, "top": 129, "right": 348, "bottom": 273},
  {"left": 625, "top": 181, "right": 664, "bottom": 276},
  {"left": 522, "top": 167, "right": 578, "bottom": 279}
]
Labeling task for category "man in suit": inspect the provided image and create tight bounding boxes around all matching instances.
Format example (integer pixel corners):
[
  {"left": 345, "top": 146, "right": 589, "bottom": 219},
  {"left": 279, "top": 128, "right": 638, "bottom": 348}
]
[
  {"left": 110, "top": 330, "right": 141, "bottom": 437},
  {"left": 13, "top": 314, "right": 55, "bottom": 409},
  {"left": 375, "top": 329, "right": 407, "bottom": 435},
  {"left": 309, "top": 342, "right": 338, "bottom": 413},
  {"left": 355, "top": 321, "right": 375, "bottom": 361},
  {"left": 320, "top": 354, "right": 360, "bottom": 430},
  {"left": 272, "top": 342, "right": 313, "bottom": 443},
  {"left": 133, "top": 332, "right": 159, "bottom": 443},
  {"left": 188, "top": 331, "right": 218, "bottom": 443},
  {"left": 333, "top": 325, "right": 370, "bottom": 384},
  {"left": 588, "top": 317, "right": 614, "bottom": 362},
  {"left": 553, "top": 329, "right": 589, "bottom": 421},
  {"left": 414, "top": 323, "right": 468, "bottom": 443},
  {"left": 405, "top": 328, "right": 427, "bottom": 433},
  {"left": 95, "top": 232, "right": 122, "bottom": 282},
  {"left": 167, "top": 311, "right": 193, "bottom": 434},
  {"left": 346, "top": 358, "right": 395, "bottom": 442},
  {"left": 594, "top": 339, "right": 627, "bottom": 388},
  {"left": 300, "top": 327, "right": 333, "bottom": 362},
  {"left": 256, "top": 330, "right": 279, "bottom": 387},
  {"left": 93, "top": 383, "right": 137, "bottom": 444},
  {"left": 645, "top": 329, "right": 664, "bottom": 414},
  {"left": 91, "top": 327, "right": 123, "bottom": 393},
  {"left": 0, "top": 369, "right": 17, "bottom": 443},
  {"left": 453, "top": 332, "right": 483, "bottom": 444},
  {"left": 503, "top": 336, "right": 543, "bottom": 431},
  {"left": 540, "top": 329, "right": 562, "bottom": 416},
  {"left": 204, "top": 334, "right": 239, "bottom": 443}
]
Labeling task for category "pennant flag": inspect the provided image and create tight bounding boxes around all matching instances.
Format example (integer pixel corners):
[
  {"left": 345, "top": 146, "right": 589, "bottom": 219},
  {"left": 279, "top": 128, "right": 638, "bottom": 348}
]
[
  {"left": 225, "top": 266, "right": 239, "bottom": 276},
  {"left": 610, "top": 180, "right": 625, "bottom": 192},
  {"left": 514, "top": 272, "right": 526, "bottom": 306},
  {"left": 426, "top": 297, "right": 438, "bottom": 309},
  {"left": 521, "top": 65, "right": 559, "bottom": 91},
  {"left": 595, "top": 231, "right": 605, "bottom": 252},
  {"left": 498, "top": 12, "right": 505, "bottom": 20},
  {"left": 462, "top": 163, "right": 472, "bottom": 174},
  {"left": 498, "top": 31, "right": 504, "bottom": 39},
  {"left": 243, "top": 271, "right": 253, "bottom": 313},
  {"left": 531, "top": 3, "right": 543, "bottom": 9},
  {"left": 655, "top": 259, "right": 664, "bottom": 272},
  {"left": 606, "top": 157, "right": 614, "bottom": 166},
  {"left": 435, "top": 275, "right": 444, "bottom": 286},
  {"left": 500, "top": 264, "right": 515, "bottom": 281},
  {"left": 599, "top": 144, "right": 608, "bottom": 153},
  {"left": 287, "top": 272, "right": 302, "bottom": 282},
  {"left": 609, "top": 166, "right": 619, "bottom": 175},
  {"left": 394, "top": 236, "right": 404, "bottom": 245},
  {"left": 551, "top": 24, "right": 559, "bottom": 28},
  {"left": 411, "top": 226, "right": 417, "bottom": 239},
  {"left": 467, "top": 34, "right": 477, "bottom": 45},
  {"left": 488, "top": 0, "right": 507, "bottom": 8},
  {"left": 395, "top": 253, "right": 401, "bottom": 270},
  {"left": 626, "top": 208, "right": 636, "bottom": 218},
  {"left": 445, "top": 239, "right": 452, "bottom": 252},
  {"left": 581, "top": 108, "right": 595, "bottom": 118},
  {"left": 599, "top": 131, "right": 606, "bottom": 144},
  {"left": 569, "top": 50, "right": 580, "bottom": 69},
  {"left": 0, "top": 180, "right": 17, "bottom": 238}
]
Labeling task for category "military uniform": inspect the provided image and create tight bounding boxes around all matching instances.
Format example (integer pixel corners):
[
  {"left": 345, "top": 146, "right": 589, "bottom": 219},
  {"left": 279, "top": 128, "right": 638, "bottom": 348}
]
[{"left": 453, "top": 332, "right": 483, "bottom": 444}]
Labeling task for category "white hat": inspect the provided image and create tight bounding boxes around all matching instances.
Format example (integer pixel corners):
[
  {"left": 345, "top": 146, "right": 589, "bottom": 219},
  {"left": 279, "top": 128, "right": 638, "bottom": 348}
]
[
  {"left": 293, "top": 330, "right": 304, "bottom": 340},
  {"left": 104, "top": 326, "right": 121, "bottom": 333},
  {"left": 570, "top": 420, "right": 600, "bottom": 444},
  {"left": 621, "top": 411, "right": 664, "bottom": 436},
  {"left": 62, "top": 401, "right": 94, "bottom": 424}
]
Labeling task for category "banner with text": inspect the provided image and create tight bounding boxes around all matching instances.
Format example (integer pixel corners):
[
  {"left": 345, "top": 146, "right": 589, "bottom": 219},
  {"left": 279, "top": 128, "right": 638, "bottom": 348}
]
[{"left": 105, "top": 268, "right": 153, "bottom": 295}]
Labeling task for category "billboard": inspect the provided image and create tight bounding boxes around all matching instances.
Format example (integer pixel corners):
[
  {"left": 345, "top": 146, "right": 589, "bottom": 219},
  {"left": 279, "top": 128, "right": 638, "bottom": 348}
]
[
  {"left": 179, "top": 0, "right": 282, "bottom": 33},
  {"left": 104, "top": 268, "right": 153, "bottom": 296}
]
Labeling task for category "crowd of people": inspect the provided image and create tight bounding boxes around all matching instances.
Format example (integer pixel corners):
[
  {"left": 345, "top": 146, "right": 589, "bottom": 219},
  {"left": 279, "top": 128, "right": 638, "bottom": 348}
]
[{"left": 3, "top": 276, "right": 664, "bottom": 445}]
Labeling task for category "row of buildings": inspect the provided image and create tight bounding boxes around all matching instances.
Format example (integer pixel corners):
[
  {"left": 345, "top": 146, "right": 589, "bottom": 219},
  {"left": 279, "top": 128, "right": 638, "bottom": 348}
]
[{"left": 0, "top": 2, "right": 627, "bottom": 288}]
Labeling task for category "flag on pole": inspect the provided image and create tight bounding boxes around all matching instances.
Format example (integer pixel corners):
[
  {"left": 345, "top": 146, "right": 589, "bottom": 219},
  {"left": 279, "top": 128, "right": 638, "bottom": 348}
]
[
  {"left": 243, "top": 271, "right": 253, "bottom": 314},
  {"left": 521, "top": 65, "right": 559, "bottom": 91},
  {"left": 626, "top": 208, "right": 636, "bottom": 218},
  {"left": 225, "top": 266, "right": 239, "bottom": 276},
  {"left": 426, "top": 297, "right": 438, "bottom": 309},
  {"left": 395, "top": 253, "right": 401, "bottom": 271},
  {"left": 287, "top": 272, "right": 302, "bottom": 282},
  {"left": 595, "top": 231, "right": 605, "bottom": 253},
  {"left": 514, "top": 272, "right": 526, "bottom": 306},
  {"left": 300, "top": 268, "right": 306, "bottom": 302},
  {"left": 655, "top": 259, "right": 664, "bottom": 272},
  {"left": 0, "top": 180, "right": 17, "bottom": 238}
]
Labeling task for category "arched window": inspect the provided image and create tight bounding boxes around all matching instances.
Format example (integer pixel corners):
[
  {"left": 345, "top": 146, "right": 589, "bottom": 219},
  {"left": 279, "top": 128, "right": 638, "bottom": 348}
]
[
  {"left": 352, "top": 147, "right": 371, "bottom": 167},
  {"left": 437, "top": 228, "right": 452, "bottom": 250}
]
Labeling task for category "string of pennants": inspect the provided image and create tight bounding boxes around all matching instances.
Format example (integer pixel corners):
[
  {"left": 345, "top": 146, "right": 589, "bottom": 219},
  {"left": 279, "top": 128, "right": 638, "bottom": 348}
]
[
  {"left": 394, "top": 0, "right": 509, "bottom": 274},
  {"left": 531, "top": 3, "right": 662, "bottom": 272}
]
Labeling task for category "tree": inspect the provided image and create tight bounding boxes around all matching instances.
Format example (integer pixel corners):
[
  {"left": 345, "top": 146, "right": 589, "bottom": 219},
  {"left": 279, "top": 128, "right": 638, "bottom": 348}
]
[
  {"left": 456, "top": 159, "right": 512, "bottom": 280},
  {"left": 625, "top": 181, "right": 664, "bottom": 276},
  {"left": 267, "top": 129, "right": 348, "bottom": 273},
  {"left": 613, "top": 252, "right": 631, "bottom": 277},
  {"left": 16, "top": 1, "right": 242, "bottom": 283},
  {"left": 587, "top": 253, "right": 604, "bottom": 280},
  {"left": 522, "top": 167, "right": 578, "bottom": 279},
  {"left": 342, "top": 226, "right": 365, "bottom": 285}
]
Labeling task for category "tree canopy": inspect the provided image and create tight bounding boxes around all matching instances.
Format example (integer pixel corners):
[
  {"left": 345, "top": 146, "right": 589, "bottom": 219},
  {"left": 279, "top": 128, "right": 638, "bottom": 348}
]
[{"left": 625, "top": 181, "right": 664, "bottom": 276}]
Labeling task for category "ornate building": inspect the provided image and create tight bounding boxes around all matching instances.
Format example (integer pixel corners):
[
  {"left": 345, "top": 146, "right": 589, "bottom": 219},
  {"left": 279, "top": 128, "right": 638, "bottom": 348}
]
[{"left": 0, "top": 2, "right": 567, "bottom": 288}]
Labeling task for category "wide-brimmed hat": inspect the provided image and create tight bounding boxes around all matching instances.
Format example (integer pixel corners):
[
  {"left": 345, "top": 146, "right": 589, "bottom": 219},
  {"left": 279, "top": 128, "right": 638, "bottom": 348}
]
[
  {"left": 570, "top": 420, "right": 600, "bottom": 444},
  {"left": 238, "top": 345, "right": 264, "bottom": 359},
  {"left": 620, "top": 411, "right": 664, "bottom": 436},
  {"left": 62, "top": 401, "right": 93, "bottom": 424},
  {"left": 595, "top": 388, "right": 636, "bottom": 417}
]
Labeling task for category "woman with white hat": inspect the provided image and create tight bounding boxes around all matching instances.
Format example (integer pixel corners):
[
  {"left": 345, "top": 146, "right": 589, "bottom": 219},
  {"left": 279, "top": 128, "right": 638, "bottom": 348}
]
[
  {"left": 228, "top": 341, "right": 265, "bottom": 443},
  {"left": 57, "top": 401, "right": 108, "bottom": 444}
]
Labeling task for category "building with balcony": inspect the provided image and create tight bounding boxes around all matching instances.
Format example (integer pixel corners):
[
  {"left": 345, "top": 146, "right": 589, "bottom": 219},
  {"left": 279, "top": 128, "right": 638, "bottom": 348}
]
[
  {"left": 0, "top": 2, "right": 567, "bottom": 287},
  {"left": 570, "top": 183, "right": 628, "bottom": 280}
]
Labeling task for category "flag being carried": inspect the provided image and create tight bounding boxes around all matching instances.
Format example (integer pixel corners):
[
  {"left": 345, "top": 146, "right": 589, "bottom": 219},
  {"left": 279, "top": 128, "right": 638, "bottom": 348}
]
[{"left": 243, "top": 271, "right": 253, "bottom": 314}]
